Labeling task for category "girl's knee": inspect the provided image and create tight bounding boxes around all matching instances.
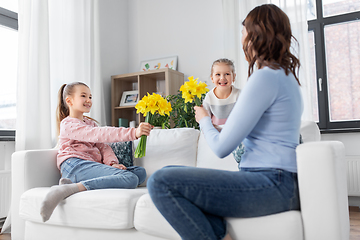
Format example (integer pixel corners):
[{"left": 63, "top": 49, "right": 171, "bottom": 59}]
[
  {"left": 135, "top": 166, "right": 146, "bottom": 176},
  {"left": 126, "top": 173, "right": 139, "bottom": 189},
  {"left": 115, "top": 171, "right": 139, "bottom": 189},
  {"left": 136, "top": 167, "right": 147, "bottom": 184}
]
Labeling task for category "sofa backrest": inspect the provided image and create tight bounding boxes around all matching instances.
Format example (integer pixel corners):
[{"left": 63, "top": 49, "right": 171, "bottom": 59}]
[
  {"left": 196, "top": 131, "right": 238, "bottom": 171},
  {"left": 134, "top": 121, "right": 321, "bottom": 185},
  {"left": 196, "top": 121, "right": 321, "bottom": 171},
  {"left": 134, "top": 128, "right": 200, "bottom": 186}
]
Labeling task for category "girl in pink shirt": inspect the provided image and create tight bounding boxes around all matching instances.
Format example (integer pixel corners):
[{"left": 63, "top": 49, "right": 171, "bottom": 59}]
[{"left": 40, "top": 82, "right": 152, "bottom": 222}]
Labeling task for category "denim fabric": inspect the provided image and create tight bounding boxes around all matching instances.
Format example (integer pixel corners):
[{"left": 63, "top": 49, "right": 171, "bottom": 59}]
[
  {"left": 148, "top": 166, "right": 299, "bottom": 240},
  {"left": 60, "top": 158, "right": 146, "bottom": 190}
]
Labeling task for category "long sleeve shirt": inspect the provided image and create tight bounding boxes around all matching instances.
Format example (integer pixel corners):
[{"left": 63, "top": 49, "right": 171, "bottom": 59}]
[
  {"left": 203, "top": 85, "right": 241, "bottom": 126},
  {"left": 57, "top": 116, "right": 137, "bottom": 169},
  {"left": 200, "top": 67, "right": 303, "bottom": 173}
]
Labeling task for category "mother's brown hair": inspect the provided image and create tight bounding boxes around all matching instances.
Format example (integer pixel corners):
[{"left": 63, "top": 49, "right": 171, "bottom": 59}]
[{"left": 242, "top": 4, "right": 301, "bottom": 85}]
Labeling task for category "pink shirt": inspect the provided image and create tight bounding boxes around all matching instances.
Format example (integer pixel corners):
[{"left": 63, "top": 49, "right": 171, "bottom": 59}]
[{"left": 57, "top": 116, "right": 137, "bottom": 169}]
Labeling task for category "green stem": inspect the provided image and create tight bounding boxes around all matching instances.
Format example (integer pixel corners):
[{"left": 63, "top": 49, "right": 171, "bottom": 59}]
[
  {"left": 180, "top": 115, "right": 188, "bottom": 128},
  {"left": 194, "top": 96, "right": 201, "bottom": 106},
  {"left": 134, "top": 113, "right": 151, "bottom": 158}
]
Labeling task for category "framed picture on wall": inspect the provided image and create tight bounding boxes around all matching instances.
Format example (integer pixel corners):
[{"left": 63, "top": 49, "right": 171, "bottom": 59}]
[
  {"left": 140, "top": 56, "right": 177, "bottom": 71},
  {"left": 119, "top": 90, "right": 139, "bottom": 106}
]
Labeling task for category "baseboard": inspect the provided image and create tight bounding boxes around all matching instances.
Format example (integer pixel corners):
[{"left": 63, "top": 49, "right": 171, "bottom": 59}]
[
  {"left": 348, "top": 196, "right": 360, "bottom": 207},
  {"left": 0, "top": 217, "right": 5, "bottom": 231}
]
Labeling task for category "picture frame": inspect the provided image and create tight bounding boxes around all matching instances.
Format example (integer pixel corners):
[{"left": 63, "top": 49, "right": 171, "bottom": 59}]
[
  {"left": 140, "top": 56, "right": 177, "bottom": 71},
  {"left": 119, "top": 90, "right": 139, "bottom": 106}
]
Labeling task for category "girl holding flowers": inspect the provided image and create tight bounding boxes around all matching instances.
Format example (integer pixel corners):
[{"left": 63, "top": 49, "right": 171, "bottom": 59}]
[
  {"left": 40, "top": 82, "right": 152, "bottom": 222},
  {"left": 204, "top": 58, "right": 244, "bottom": 163},
  {"left": 148, "top": 4, "right": 302, "bottom": 240}
]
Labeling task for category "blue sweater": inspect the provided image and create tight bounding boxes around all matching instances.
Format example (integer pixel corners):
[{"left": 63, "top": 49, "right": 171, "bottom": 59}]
[{"left": 199, "top": 67, "right": 303, "bottom": 173}]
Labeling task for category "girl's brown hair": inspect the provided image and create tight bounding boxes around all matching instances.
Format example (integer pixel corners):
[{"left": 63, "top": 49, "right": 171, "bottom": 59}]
[
  {"left": 242, "top": 4, "right": 301, "bottom": 85},
  {"left": 56, "top": 82, "right": 97, "bottom": 136}
]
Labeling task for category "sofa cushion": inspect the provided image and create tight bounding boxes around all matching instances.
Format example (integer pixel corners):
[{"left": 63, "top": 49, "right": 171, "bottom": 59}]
[
  {"left": 134, "top": 128, "right": 199, "bottom": 186},
  {"left": 196, "top": 131, "right": 239, "bottom": 171},
  {"left": 108, "top": 141, "right": 133, "bottom": 167},
  {"left": 300, "top": 120, "right": 321, "bottom": 142},
  {"left": 134, "top": 193, "right": 303, "bottom": 240},
  {"left": 20, "top": 187, "right": 148, "bottom": 230},
  {"left": 226, "top": 211, "right": 303, "bottom": 240},
  {"left": 134, "top": 194, "right": 181, "bottom": 240}
]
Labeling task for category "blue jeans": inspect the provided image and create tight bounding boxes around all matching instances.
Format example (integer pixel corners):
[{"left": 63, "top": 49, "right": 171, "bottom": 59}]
[
  {"left": 60, "top": 158, "right": 146, "bottom": 190},
  {"left": 147, "top": 166, "right": 300, "bottom": 240}
]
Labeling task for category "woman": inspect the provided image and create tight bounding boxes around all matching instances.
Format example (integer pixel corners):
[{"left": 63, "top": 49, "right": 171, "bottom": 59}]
[{"left": 148, "top": 4, "right": 303, "bottom": 240}]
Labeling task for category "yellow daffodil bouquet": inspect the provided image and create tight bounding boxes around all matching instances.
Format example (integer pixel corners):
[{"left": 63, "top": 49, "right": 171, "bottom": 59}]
[
  {"left": 134, "top": 93, "right": 172, "bottom": 158},
  {"left": 166, "top": 76, "right": 208, "bottom": 129},
  {"left": 180, "top": 76, "right": 209, "bottom": 107}
]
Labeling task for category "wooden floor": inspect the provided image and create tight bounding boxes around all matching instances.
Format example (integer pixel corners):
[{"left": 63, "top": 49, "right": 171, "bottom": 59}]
[
  {"left": 0, "top": 207, "right": 360, "bottom": 240},
  {"left": 350, "top": 206, "right": 360, "bottom": 240}
]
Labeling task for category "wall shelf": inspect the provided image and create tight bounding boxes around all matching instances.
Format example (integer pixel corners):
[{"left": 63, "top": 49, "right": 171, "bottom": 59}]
[{"left": 111, "top": 68, "right": 184, "bottom": 127}]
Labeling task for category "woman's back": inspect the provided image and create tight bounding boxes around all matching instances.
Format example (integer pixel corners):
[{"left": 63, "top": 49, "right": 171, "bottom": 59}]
[{"left": 238, "top": 67, "right": 303, "bottom": 172}]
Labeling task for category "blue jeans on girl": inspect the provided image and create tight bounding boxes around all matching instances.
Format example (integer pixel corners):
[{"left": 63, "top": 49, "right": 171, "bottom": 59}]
[
  {"left": 60, "top": 157, "right": 146, "bottom": 190},
  {"left": 147, "top": 166, "right": 300, "bottom": 240}
]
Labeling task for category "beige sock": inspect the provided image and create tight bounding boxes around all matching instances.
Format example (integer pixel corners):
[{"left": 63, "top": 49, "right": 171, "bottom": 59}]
[{"left": 40, "top": 183, "right": 80, "bottom": 222}]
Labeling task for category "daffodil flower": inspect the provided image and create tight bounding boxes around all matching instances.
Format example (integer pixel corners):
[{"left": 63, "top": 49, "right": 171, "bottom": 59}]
[
  {"left": 134, "top": 92, "right": 172, "bottom": 158},
  {"left": 180, "top": 76, "right": 209, "bottom": 107}
]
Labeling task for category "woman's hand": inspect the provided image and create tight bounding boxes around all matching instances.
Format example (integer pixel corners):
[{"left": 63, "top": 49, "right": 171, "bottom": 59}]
[
  {"left": 194, "top": 106, "right": 209, "bottom": 123},
  {"left": 135, "top": 122, "right": 153, "bottom": 138},
  {"left": 112, "top": 163, "right": 127, "bottom": 170}
]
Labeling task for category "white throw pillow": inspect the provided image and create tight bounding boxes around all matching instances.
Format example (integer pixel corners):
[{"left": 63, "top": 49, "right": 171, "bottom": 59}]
[
  {"left": 300, "top": 121, "right": 321, "bottom": 143},
  {"left": 133, "top": 128, "right": 200, "bottom": 186},
  {"left": 196, "top": 131, "right": 239, "bottom": 171}
]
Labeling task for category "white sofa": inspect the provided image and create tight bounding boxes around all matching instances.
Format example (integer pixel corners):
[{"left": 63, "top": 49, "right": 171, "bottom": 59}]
[{"left": 10, "top": 121, "right": 349, "bottom": 240}]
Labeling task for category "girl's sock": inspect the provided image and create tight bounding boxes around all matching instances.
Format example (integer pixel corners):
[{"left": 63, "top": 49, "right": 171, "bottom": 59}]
[
  {"left": 40, "top": 183, "right": 80, "bottom": 222},
  {"left": 59, "top": 178, "right": 73, "bottom": 185}
]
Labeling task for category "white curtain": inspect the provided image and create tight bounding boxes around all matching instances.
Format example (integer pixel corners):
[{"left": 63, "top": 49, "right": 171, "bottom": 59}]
[
  {"left": 222, "top": 0, "right": 313, "bottom": 120},
  {"left": 1, "top": 0, "right": 106, "bottom": 233},
  {"left": 49, "top": 0, "right": 106, "bottom": 144},
  {"left": 15, "top": 0, "right": 52, "bottom": 151},
  {"left": 16, "top": 0, "right": 106, "bottom": 151}
]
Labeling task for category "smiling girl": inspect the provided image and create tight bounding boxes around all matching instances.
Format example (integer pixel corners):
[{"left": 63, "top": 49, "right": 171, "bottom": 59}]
[
  {"left": 40, "top": 82, "right": 152, "bottom": 222},
  {"left": 203, "top": 58, "right": 241, "bottom": 130}
]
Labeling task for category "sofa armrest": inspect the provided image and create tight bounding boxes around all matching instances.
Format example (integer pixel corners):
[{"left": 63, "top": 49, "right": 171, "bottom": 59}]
[
  {"left": 296, "top": 141, "right": 349, "bottom": 240},
  {"left": 11, "top": 149, "right": 59, "bottom": 240}
]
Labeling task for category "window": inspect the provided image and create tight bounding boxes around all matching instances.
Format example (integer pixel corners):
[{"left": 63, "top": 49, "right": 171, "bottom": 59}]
[
  {"left": 0, "top": 2, "right": 18, "bottom": 140},
  {"left": 308, "top": 0, "right": 360, "bottom": 132}
]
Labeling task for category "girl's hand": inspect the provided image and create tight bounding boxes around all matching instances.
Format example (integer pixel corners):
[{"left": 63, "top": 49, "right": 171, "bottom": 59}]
[
  {"left": 194, "top": 106, "right": 209, "bottom": 123},
  {"left": 135, "top": 122, "right": 153, "bottom": 138},
  {"left": 112, "top": 163, "right": 127, "bottom": 170}
]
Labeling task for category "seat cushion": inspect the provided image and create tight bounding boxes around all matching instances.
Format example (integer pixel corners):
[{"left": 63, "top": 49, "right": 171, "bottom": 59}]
[
  {"left": 20, "top": 187, "right": 148, "bottom": 230},
  {"left": 134, "top": 194, "right": 303, "bottom": 240},
  {"left": 134, "top": 194, "right": 181, "bottom": 240},
  {"left": 226, "top": 211, "right": 304, "bottom": 240}
]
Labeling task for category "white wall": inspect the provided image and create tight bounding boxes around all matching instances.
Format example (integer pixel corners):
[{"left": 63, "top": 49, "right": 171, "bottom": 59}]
[
  {"left": 127, "top": 0, "right": 224, "bottom": 87},
  {"left": 321, "top": 132, "right": 360, "bottom": 156},
  {"left": 98, "top": 0, "right": 129, "bottom": 125}
]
